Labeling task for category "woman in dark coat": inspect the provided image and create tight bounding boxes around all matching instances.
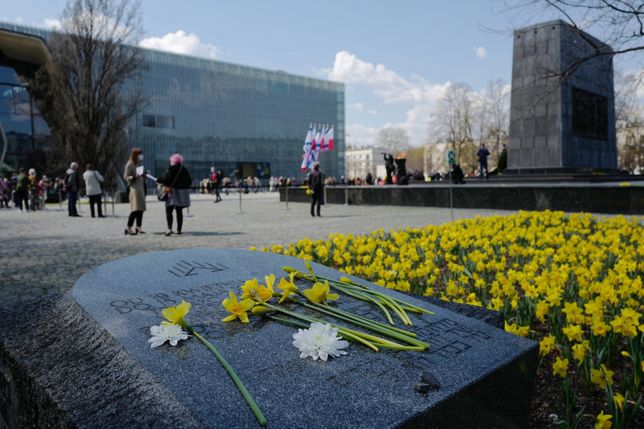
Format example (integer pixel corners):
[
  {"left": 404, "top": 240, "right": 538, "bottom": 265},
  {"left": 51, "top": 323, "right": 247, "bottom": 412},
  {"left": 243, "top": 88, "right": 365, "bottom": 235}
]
[
  {"left": 157, "top": 153, "right": 192, "bottom": 236},
  {"left": 124, "top": 148, "right": 146, "bottom": 234}
]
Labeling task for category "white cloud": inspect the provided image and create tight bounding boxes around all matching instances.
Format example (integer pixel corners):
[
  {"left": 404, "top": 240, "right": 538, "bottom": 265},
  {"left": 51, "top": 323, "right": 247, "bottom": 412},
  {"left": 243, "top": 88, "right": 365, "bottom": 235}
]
[
  {"left": 346, "top": 123, "right": 378, "bottom": 148},
  {"left": 44, "top": 18, "right": 62, "bottom": 30},
  {"left": 328, "top": 51, "right": 450, "bottom": 105},
  {"left": 474, "top": 46, "right": 487, "bottom": 60},
  {"left": 348, "top": 102, "right": 364, "bottom": 111},
  {"left": 140, "top": 30, "right": 219, "bottom": 59},
  {"left": 327, "top": 50, "right": 451, "bottom": 146}
]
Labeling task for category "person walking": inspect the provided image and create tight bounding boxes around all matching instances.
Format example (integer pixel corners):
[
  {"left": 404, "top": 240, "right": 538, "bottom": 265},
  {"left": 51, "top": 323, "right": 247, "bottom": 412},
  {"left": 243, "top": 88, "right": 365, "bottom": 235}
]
[
  {"left": 0, "top": 177, "right": 9, "bottom": 208},
  {"left": 157, "top": 153, "right": 192, "bottom": 236},
  {"left": 28, "top": 168, "right": 39, "bottom": 211},
  {"left": 83, "top": 164, "right": 105, "bottom": 218},
  {"left": 307, "top": 162, "right": 324, "bottom": 217},
  {"left": 14, "top": 168, "right": 29, "bottom": 211},
  {"left": 210, "top": 166, "right": 221, "bottom": 203},
  {"left": 65, "top": 162, "right": 81, "bottom": 217},
  {"left": 477, "top": 143, "right": 490, "bottom": 179},
  {"left": 124, "top": 148, "right": 146, "bottom": 235}
]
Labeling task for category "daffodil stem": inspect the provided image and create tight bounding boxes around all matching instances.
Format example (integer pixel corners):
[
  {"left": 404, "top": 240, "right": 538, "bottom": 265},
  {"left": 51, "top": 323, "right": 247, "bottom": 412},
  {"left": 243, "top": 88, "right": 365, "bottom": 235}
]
[
  {"left": 263, "top": 303, "right": 395, "bottom": 351},
  {"left": 289, "top": 270, "right": 433, "bottom": 320},
  {"left": 187, "top": 326, "right": 267, "bottom": 427},
  {"left": 301, "top": 302, "right": 428, "bottom": 349},
  {"left": 264, "top": 315, "right": 381, "bottom": 351},
  {"left": 264, "top": 301, "right": 427, "bottom": 350},
  {"left": 329, "top": 285, "right": 397, "bottom": 325},
  {"left": 302, "top": 301, "right": 417, "bottom": 339}
]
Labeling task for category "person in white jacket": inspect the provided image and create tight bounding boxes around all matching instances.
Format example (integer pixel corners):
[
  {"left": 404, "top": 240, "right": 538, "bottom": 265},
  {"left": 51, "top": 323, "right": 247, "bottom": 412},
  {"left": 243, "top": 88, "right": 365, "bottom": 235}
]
[{"left": 82, "top": 164, "right": 105, "bottom": 218}]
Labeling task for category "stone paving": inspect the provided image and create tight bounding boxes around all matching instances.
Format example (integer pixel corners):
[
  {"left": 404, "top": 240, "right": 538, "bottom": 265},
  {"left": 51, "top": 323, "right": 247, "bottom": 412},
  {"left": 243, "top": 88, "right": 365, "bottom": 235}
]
[{"left": 0, "top": 192, "right": 515, "bottom": 306}]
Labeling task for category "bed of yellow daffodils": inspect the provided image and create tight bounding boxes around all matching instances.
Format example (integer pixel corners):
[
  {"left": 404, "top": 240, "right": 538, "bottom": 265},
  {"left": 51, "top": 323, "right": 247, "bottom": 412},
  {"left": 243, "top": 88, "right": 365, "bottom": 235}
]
[{"left": 261, "top": 211, "right": 643, "bottom": 428}]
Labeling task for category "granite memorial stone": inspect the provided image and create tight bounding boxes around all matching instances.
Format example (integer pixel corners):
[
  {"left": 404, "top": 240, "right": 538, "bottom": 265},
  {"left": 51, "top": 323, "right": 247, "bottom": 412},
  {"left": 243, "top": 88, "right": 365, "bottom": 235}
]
[
  {"left": 508, "top": 20, "right": 617, "bottom": 172},
  {"left": 1, "top": 249, "right": 538, "bottom": 428}
]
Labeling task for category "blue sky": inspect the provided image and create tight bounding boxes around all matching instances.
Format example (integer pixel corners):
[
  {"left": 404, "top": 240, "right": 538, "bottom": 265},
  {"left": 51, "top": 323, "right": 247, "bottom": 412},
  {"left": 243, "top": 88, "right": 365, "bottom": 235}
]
[{"left": 3, "top": 1, "right": 642, "bottom": 147}]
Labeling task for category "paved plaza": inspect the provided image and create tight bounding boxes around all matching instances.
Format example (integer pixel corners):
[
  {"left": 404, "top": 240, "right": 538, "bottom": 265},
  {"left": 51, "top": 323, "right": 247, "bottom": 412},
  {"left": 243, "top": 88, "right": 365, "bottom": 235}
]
[{"left": 0, "top": 192, "right": 514, "bottom": 306}]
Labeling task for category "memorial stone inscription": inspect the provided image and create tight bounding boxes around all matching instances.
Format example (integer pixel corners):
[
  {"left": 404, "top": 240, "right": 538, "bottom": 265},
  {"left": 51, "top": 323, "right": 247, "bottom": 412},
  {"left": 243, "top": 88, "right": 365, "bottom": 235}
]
[{"left": 73, "top": 248, "right": 537, "bottom": 428}]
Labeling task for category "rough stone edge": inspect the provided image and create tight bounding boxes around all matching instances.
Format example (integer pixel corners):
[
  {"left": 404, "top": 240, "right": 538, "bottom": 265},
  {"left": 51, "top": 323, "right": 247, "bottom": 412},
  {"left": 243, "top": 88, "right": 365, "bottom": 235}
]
[{"left": 0, "top": 294, "right": 204, "bottom": 429}]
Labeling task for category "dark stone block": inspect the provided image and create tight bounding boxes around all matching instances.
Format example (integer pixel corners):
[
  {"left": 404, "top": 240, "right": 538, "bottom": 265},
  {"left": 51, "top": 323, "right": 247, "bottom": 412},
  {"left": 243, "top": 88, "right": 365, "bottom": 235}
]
[
  {"left": 0, "top": 249, "right": 538, "bottom": 428},
  {"left": 280, "top": 185, "right": 643, "bottom": 214}
]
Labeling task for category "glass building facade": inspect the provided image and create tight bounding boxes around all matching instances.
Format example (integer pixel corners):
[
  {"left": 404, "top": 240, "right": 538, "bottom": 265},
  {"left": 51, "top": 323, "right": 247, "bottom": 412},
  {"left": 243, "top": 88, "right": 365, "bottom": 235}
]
[
  {"left": 0, "top": 64, "right": 51, "bottom": 172},
  {"left": 0, "top": 22, "right": 345, "bottom": 179}
]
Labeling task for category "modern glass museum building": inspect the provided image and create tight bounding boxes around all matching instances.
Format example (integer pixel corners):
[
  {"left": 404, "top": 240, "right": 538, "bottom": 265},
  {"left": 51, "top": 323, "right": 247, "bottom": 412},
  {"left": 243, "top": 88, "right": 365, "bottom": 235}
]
[{"left": 0, "top": 22, "right": 345, "bottom": 179}]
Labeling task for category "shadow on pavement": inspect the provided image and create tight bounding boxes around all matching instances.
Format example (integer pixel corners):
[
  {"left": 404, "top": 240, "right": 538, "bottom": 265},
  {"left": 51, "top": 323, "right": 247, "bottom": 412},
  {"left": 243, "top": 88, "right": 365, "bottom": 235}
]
[{"left": 151, "top": 231, "right": 244, "bottom": 237}]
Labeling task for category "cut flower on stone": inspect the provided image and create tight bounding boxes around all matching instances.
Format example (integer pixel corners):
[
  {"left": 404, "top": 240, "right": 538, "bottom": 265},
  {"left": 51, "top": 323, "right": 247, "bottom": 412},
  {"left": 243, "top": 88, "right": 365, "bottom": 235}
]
[
  {"left": 277, "top": 271, "right": 299, "bottom": 303},
  {"left": 222, "top": 291, "right": 256, "bottom": 323},
  {"left": 292, "top": 322, "right": 349, "bottom": 361},
  {"left": 152, "top": 300, "right": 267, "bottom": 426},
  {"left": 302, "top": 280, "right": 339, "bottom": 305},
  {"left": 162, "top": 300, "right": 191, "bottom": 326},
  {"left": 241, "top": 278, "right": 274, "bottom": 302},
  {"left": 148, "top": 323, "right": 189, "bottom": 348}
]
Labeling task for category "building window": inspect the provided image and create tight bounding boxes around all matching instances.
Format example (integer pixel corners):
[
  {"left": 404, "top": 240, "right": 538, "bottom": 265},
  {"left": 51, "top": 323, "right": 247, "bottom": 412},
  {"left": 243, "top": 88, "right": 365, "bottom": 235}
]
[
  {"left": 142, "top": 114, "right": 175, "bottom": 129},
  {"left": 571, "top": 87, "right": 608, "bottom": 140}
]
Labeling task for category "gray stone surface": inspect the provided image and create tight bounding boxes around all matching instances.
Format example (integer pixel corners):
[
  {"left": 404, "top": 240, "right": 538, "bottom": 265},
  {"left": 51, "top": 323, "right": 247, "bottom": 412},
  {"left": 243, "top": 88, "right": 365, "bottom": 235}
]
[
  {"left": 64, "top": 248, "right": 537, "bottom": 428},
  {"left": 508, "top": 20, "right": 617, "bottom": 171}
]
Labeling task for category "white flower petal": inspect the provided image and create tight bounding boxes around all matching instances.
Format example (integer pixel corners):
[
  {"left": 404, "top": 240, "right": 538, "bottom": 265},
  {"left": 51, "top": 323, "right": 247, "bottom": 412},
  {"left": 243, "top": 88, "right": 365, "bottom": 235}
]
[{"left": 293, "top": 323, "right": 349, "bottom": 361}]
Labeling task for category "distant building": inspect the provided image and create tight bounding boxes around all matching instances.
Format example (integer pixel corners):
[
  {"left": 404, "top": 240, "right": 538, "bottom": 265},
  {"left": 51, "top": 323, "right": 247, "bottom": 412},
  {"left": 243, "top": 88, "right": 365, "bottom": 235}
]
[
  {"left": 423, "top": 142, "right": 449, "bottom": 178},
  {"left": 0, "top": 21, "right": 345, "bottom": 179},
  {"left": 345, "top": 146, "right": 386, "bottom": 180}
]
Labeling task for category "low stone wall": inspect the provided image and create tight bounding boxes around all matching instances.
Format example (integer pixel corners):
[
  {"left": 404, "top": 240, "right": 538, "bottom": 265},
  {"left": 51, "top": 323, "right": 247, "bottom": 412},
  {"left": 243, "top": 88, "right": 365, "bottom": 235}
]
[{"left": 279, "top": 185, "right": 644, "bottom": 214}]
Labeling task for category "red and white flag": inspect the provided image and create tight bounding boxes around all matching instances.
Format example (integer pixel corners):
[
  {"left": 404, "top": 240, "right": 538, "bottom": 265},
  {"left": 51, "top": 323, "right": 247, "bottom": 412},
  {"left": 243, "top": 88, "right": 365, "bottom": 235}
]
[
  {"left": 327, "top": 127, "right": 334, "bottom": 151},
  {"left": 303, "top": 124, "right": 313, "bottom": 153},
  {"left": 311, "top": 125, "right": 318, "bottom": 151},
  {"left": 319, "top": 125, "right": 327, "bottom": 151}
]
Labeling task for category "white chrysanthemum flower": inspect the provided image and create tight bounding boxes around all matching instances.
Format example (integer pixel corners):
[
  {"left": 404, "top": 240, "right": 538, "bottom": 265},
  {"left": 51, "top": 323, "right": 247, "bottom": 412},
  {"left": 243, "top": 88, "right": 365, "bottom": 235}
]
[
  {"left": 148, "top": 323, "right": 189, "bottom": 348},
  {"left": 292, "top": 322, "right": 349, "bottom": 361}
]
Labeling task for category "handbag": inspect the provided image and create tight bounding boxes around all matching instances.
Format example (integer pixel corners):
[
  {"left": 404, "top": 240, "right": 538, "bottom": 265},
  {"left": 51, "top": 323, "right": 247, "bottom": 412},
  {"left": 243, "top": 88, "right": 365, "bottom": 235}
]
[{"left": 157, "top": 165, "right": 182, "bottom": 201}]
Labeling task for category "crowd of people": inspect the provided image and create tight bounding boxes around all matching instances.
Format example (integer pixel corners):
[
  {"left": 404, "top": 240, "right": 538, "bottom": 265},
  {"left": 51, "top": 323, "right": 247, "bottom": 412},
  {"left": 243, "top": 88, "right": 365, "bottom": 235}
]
[
  {"left": 0, "top": 168, "right": 54, "bottom": 211},
  {"left": 0, "top": 144, "right": 500, "bottom": 233}
]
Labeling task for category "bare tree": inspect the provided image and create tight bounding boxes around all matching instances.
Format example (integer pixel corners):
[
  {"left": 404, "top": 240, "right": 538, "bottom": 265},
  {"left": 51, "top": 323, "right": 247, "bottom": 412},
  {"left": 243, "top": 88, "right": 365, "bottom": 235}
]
[
  {"left": 499, "top": 1, "right": 643, "bottom": 83},
  {"left": 375, "top": 127, "right": 411, "bottom": 156},
  {"left": 27, "top": 0, "right": 146, "bottom": 184},
  {"left": 615, "top": 70, "right": 644, "bottom": 172},
  {"left": 432, "top": 83, "right": 478, "bottom": 172},
  {"left": 475, "top": 79, "right": 511, "bottom": 167}
]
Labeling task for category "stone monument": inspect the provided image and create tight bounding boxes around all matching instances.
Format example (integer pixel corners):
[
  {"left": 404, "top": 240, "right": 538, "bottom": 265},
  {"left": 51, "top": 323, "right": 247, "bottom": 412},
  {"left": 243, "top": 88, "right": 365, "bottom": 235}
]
[
  {"left": 508, "top": 20, "right": 617, "bottom": 173},
  {"left": 0, "top": 249, "right": 538, "bottom": 428}
]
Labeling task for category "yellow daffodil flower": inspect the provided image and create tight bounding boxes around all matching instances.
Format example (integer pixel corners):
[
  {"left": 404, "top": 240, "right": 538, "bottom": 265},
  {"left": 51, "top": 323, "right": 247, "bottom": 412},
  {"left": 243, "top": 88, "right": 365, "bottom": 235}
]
[
  {"left": 302, "top": 281, "right": 339, "bottom": 305},
  {"left": 572, "top": 342, "right": 587, "bottom": 364},
  {"left": 613, "top": 392, "right": 624, "bottom": 411},
  {"left": 221, "top": 292, "right": 255, "bottom": 323},
  {"left": 591, "top": 364, "right": 614, "bottom": 390},
  {"left": 562, "top": 324, "right": 584, "bottom": 343},
  {"left": 277, "top": 272, "right": 299, "bottom": 303},
  {"left": 241, "top": 278, "right": 274, "bottom": 303},
  {"left": 162, "top": 300, "right": 191, "bottom": 326},
  {"left": 595, "top": 411, "right": 612, "bottom": 429},
  {"left": 539, "top": 335, "right": 556, "bottom": 357},
  {"left": 553, "top": 357, "right": 569, "bottom": 378}
]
